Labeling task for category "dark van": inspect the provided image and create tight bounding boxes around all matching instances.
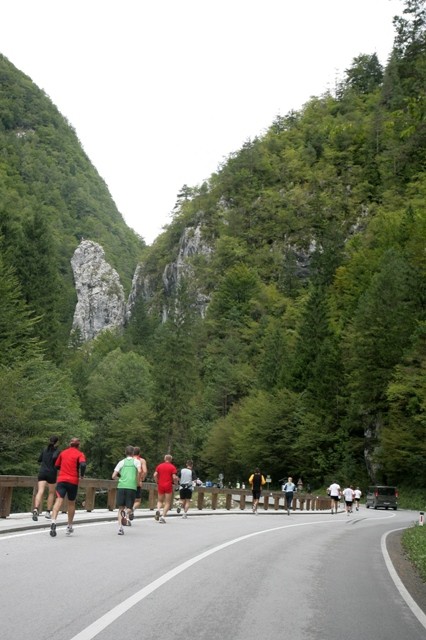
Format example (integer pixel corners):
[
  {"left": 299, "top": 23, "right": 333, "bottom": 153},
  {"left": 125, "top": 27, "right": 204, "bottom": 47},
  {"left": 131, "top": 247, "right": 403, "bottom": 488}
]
[{"left": 365, "top": 486, "right": 398, "bottom": 510}]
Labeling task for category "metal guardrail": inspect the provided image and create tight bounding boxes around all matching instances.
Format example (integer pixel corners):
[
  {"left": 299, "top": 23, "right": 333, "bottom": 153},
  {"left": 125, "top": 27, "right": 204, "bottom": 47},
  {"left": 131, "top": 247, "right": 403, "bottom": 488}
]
[{"left": 0, "top": 475, "right": 332, "bottom": 518}]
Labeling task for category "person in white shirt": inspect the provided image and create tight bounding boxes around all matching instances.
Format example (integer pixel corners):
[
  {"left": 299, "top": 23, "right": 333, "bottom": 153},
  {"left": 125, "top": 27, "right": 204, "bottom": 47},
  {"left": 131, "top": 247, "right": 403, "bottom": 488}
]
[
  {"left": 327, "top": 481, "right": 341, "bottom": 514},
  {"left": 282, "top": 477, "right": 296, "bottom": 515},
  {"left": 353, "top": 487, "right": 362, "bottom": 511},
  {"left": 342, "top": 485, "right": 355, "bottom": 514},
  {"left": 177, "top": 460, "right": 196, "bottom": 518}
]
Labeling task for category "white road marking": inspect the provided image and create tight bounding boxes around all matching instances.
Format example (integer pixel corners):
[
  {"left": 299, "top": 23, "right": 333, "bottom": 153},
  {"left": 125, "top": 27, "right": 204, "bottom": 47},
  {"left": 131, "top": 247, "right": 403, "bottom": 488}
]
[
  {"left": 68, "top": 515, "right": 395, "bottom": 640},
  {"left": 381, "top": 528, "right": 426, "bottom": 631}
]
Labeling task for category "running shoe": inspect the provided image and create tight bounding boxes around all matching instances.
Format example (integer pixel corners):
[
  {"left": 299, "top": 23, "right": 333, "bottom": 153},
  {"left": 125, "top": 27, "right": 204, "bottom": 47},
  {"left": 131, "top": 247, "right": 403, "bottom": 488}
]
[
  {"left": 45, "top": 511, "right": 51, "bottom": 520},
  {"left": 159, "top": 516, "right": 166, "bottom": 524},
  {"left": 154, "top": 510, "right": 160, "bottom": 521},
  {"left": 120, "top": 510, "right": 127, "bottom": 526},
  {"left": 176, "top": 506, "right": 181, "bottom": 514},
  {"left": 118, "top": 527, "right": 124, "bottom": 535},
  {"left": 129, "top": 510, "right": 134, "bottom": 521},
  {"left": 66, "top": 525, "right": 74, "bottom": 536},
  {"left": 50, "top": 522, "right": 57, "bottom": 537},
  {"left": 32, "top": 509, "right": 38, "bottom": 522}
]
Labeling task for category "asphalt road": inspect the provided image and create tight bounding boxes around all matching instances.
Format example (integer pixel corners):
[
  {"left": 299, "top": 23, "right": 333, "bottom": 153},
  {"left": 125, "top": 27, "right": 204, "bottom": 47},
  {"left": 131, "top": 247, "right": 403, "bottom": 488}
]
[{"left": 1, "top": 509, "right": 425, "bottom": 640}]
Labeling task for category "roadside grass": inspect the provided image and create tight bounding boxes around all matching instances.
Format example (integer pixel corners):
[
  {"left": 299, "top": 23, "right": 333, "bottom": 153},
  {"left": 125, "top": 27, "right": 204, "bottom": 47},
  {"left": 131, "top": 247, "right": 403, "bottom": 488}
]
[
  {"left": 401, "top": 525, "right": 426, "bottom": 582},
  {"left": 398, "top": 487, "right": 426, "bottom": 583}
]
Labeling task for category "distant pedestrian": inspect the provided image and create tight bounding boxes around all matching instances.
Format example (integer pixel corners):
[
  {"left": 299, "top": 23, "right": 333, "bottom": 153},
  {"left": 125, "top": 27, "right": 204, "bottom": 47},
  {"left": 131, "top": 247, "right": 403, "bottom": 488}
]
[
  {"left": 353, "top": 487, "right": 362, "bottom": 511},
  {"left": 153, "top": 454, "right": 178, "bottom": 523},
  {"left": 248, "top": 468, "right": 266, "bottom": 514},
  {"left": 177, "top": 460, "right": 197, "bottom": 518},
  {"left": 112, "top": 445, "right": 141, "bottom": 535},
  {"left": 131, "top": 446, "right": 148, "bottom": 519},
  {"left": 327, "top": 481, "right": 341, "bottom": 514},
  {"left": 49, "top": 438, "right": 86, "bottom": 537},
  {"left": 342, "top": 485, "right": 355, "bottom": 514},
  {"left": 33, "top": 435, "right": 60, "bottom": 521},
  {"left": 282, "top": 476, "right": 296, "bottom": 515}
]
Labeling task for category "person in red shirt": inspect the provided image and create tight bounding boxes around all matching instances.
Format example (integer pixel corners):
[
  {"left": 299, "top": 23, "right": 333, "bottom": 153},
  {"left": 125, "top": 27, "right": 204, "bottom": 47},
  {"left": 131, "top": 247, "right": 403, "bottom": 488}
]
[
  {"left": 153, "top": 454, "right": 178, "bottom": 524},
  {"left": 49, "top": 437, "right": 86, "bottom": 537}
]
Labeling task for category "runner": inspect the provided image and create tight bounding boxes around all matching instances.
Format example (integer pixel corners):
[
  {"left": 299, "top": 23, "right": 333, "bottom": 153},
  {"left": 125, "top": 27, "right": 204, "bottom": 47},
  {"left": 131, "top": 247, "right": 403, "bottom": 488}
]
[
  {"left": 327, "top": 480, "right": 341, "bottom": 514},
  {"left": 49, "top": 438, "right": 86, "bottom": 537},
  {"left": 33, "top": 435, "right": 60, "bottom": 521},
  {"left": 177, "top": 460, "right": 197, "bottom": 518},
  {"left": 283, "top": 476, "right": 296, "bottom": 515},
  {"left": 112, "top": 445, "right": 141, "bottom": 535},
  {"left": 248, "top": 467, "right": 266, "bottom": 514},
  {"left": 153, "top": 454, "right": 178, "bottom": 523}
]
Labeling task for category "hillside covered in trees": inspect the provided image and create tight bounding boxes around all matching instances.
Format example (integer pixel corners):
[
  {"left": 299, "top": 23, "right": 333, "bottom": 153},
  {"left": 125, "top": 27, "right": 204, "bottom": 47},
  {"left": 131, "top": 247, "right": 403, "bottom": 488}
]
[{"left": 1, "top": 0, "right": 425, "bottom": 491}]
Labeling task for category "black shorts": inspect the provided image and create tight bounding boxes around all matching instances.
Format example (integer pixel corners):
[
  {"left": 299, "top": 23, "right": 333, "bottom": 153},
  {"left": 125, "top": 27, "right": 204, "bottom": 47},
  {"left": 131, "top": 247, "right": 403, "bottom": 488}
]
[
  {"left": 345, "top": 500, "right": 353, "bottom": 506},
  {"left": 116, "top": 488, "right": 136, "bottom": 509},
  {"left": 331, "top": 495, "right": 340, "bottom": 502},
  {"left": 179, "top": 488, "right": 193, "bottom": 500},
  {"left": 135, "top": 486, "right": 142, "bottom": 499},
  {"left": 252, "top": 490, "right": 261, "bottom": 499},
  {"left": 56, "top": 482, "right": 78, "bottom": 501},
  {"left": 38, "top": 472, "right": 57, "bottom": 484}
]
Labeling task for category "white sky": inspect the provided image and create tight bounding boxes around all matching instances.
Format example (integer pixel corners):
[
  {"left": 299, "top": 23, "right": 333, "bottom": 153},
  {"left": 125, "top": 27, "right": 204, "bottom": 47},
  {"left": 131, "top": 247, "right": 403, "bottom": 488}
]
[{"left": 1, "top": 0, "right": 404, "bottom": 244}]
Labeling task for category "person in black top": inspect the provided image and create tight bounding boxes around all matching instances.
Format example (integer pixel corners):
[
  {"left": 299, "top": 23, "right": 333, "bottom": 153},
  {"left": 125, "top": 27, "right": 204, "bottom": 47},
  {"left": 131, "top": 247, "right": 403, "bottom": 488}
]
[
  {"left": 32, "top": 435, "right": 60, "bottom": 521},
  {"left": 248, "top": 468, "right": 266, "bottom": 514}
]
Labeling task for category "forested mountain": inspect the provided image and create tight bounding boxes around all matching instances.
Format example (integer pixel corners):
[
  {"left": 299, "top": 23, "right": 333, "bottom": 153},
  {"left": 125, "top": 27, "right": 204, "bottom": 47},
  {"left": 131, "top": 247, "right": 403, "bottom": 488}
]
[
  {"left": 0, "top": 54, "right": 145, "bottom": 359},
  {"left": 1, "top": 0, "right": 425, "bottom": 492}
]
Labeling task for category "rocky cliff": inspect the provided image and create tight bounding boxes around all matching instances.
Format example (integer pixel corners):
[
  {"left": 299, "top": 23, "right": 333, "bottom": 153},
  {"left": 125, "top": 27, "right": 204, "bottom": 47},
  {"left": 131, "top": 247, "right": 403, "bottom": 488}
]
[
  {"left": 72, "top": 225, "right": 213, "bottom": 341},
  {"left": 71, "top": 240, "right": 126, "bottom": 341}
]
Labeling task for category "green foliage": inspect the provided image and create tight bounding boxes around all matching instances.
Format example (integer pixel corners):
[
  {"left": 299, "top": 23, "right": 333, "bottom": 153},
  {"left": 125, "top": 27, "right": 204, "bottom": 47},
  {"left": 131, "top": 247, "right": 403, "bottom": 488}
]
[
  {"left": 402, "top": 523, "right": 426, "bottom": 582},
  {"left": 1, "top": 1, "right": 426, "bottom": 492},
  {"left": 0, "top": 359, "right": 90, "bottom": 475}
]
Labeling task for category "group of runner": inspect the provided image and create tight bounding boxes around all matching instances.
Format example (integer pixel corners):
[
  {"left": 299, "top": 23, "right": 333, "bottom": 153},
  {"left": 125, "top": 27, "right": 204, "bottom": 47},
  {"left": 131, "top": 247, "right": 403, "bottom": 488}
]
[
  {"left": 327, "top": 481, "right": 362, "bottom": 514},
  {"left": 33, "top": 437, "right": 196, "bottom": 536}
]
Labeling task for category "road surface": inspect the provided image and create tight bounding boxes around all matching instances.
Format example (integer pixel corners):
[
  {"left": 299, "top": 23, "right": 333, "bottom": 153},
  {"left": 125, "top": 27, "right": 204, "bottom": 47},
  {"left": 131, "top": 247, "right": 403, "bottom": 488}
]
[{"left": 1, "top": 508, "right": 425, "bottom": 640}]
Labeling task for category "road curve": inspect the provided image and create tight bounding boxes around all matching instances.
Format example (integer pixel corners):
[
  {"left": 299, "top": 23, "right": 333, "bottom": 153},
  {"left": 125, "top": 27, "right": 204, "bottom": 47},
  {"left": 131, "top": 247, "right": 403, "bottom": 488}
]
[{"left": 1, "top": 509, "right": 425, "bottom": 640}]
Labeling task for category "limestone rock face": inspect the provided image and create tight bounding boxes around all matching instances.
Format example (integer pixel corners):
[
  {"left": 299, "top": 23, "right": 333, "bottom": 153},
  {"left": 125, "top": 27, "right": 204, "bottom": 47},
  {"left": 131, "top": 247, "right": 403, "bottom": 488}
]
[
  {"left": 71, "top": 240, "right": 126, "bottom": 341},
  {"left": 127, "top": 224, "right": 212, "bottom": 322}
]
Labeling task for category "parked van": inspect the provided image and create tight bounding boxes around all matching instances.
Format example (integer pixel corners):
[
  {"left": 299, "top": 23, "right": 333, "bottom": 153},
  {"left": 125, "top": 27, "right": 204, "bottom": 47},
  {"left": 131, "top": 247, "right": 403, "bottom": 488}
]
[{"left": 365, "top": 486, "right": 398, "bottom": 510}]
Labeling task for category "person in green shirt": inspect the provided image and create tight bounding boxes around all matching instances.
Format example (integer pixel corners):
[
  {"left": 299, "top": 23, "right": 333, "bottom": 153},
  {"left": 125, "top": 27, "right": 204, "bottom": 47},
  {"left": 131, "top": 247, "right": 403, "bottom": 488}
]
[{"left": 112, "top": 445, "right": 141, "bottom": 535}]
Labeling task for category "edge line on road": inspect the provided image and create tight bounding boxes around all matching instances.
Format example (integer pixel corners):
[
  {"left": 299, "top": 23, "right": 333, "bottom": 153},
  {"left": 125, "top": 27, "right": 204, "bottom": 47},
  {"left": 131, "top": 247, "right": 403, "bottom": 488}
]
[{"left": 381, "top": 528, "right": 426, "bottom": 631}]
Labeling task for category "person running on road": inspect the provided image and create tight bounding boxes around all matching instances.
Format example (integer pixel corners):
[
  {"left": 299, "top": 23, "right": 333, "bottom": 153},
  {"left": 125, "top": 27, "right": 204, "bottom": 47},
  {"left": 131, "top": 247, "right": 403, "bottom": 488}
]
[
  {"left": 248, "top": 468, "right": 266, "bottom": 514},
  {"left": 33, "top": 435, "right": 60, "bottom": 521},
  {"left": 112, "top": 445, "right": 142, "bottom": 535},
  {"left": 177, "top": 460, "right": 197, "bottom": 518},
  {"left": 153, "top": 454, "right": 178, "bottom": 523},
  {"left": 131, "top": 446, "right": 148, "bottom": 519},
  {"left": 343, "top": 485, "right": 355, "bottom": 514},
  {"left": 283, "top": 476, "right": 296, "bottom": 515},
  {"left": 49, "top": 438, "right": 86, "bottom": 537},
  {"left": 353, "top": 486, "right": 362, "bottom": 511},
  {"left": 327, "top": 481, "right": 341, "bottom": 514}
]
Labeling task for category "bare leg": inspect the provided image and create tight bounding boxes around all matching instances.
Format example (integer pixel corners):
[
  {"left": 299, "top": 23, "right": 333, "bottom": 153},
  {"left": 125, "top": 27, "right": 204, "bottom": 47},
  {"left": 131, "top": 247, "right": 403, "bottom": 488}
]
[
  {"left": 51, "top": 495, "right": 63, "bottom": 522},
  {"left": 34, "top": 480, "right": 47, "bottom": 512},
  {"left": 46, "top": 483, "right": 56, "bottom": 512},
  {"left": 162, "top": 493, "right": 172, "bottom": 518},
  {"left": 67, "top": 501, "right": 76, "bottom": 526}
]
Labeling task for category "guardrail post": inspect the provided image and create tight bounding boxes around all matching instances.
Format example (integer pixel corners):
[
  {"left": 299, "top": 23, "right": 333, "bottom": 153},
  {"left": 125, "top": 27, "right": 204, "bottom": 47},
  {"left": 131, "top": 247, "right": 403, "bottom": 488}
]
[
  {"left": 84, "top": 487, "right": 96, "bottom": 511},
  {"left": 225, "top": 493, "right": 232, "bottom": 510},
  {"left": 239, "top": 492, "right": 246, "bottom": 510},
  {"left": 197, "top": 490, "right": 205, "bottom": 510},
  {"left": 0, "top": 486, "right": 13, "bottom": 518},
  {"left": 211, "top": 492, "right": 218, "bottom": 510},
  {"left": 420, "top": 512, "right": 424, "bottom": 526}
]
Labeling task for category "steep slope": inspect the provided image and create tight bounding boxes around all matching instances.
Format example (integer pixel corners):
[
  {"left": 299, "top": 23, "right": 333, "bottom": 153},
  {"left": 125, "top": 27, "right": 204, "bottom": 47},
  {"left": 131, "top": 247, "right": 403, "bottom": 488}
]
[{"left": 0, "top": 54, "right": 145, "bottom": 357}]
